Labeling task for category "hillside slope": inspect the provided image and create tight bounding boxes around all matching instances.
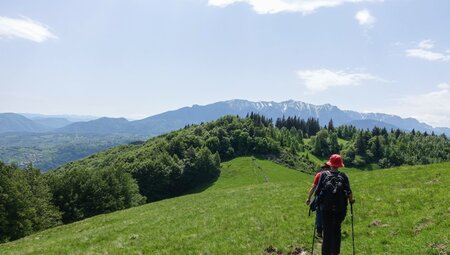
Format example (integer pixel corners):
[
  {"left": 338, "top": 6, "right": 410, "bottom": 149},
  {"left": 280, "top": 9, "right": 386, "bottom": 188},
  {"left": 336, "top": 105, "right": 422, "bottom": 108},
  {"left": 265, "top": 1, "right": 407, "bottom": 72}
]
[
  {"left": 32, "top": 118, "right": 72, "bottom": 129},
  {"left": 0, "top": 113, "right": 52, "bottom": 133},
  {"left": 57, "top": 117, "right": 130, "bottom": 134},
  {"left": 1, "top": 158, "right": 449, "bottom": 254}
]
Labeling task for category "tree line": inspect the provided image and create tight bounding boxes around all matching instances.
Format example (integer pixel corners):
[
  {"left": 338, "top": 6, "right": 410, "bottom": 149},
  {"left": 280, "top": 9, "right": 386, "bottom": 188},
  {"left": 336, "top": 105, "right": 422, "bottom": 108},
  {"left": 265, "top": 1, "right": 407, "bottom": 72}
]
[
  {"left": 339, "top": 126, "right": 449, "bottom": 168},
  {"left": 273, "top": 117, "right": 449, "bottom": 169}
]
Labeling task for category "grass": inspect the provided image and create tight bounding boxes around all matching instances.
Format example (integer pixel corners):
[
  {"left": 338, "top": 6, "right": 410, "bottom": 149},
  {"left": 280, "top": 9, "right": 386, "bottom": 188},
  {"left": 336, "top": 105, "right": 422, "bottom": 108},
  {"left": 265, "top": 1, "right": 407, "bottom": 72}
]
[
  {"left": 337, "top": 138, "right": 349, "bottom": 147},
  {"left": 1, "top": 157, "right": 449, "bottom": 254},
  {"left": 303, "top": 137, "right": 348, "bottom": 147},
  {"left": 303, "top": 151, "right": 325, "bottom": 166}
]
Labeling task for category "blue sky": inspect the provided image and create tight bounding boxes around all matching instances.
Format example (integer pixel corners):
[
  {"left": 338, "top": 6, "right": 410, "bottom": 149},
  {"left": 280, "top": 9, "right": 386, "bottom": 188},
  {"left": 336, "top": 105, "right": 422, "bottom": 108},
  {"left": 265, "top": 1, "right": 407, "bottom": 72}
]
[{"left": 1, "top": 0, "right": 449, "bottom": 127}]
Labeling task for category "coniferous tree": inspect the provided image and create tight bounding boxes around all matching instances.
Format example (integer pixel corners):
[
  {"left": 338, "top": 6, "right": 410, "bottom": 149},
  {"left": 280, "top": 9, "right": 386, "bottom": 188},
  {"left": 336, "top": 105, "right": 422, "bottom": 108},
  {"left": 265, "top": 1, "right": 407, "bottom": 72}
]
[{"left": 328, "top": 119, "right": 335, "bottom": 132}]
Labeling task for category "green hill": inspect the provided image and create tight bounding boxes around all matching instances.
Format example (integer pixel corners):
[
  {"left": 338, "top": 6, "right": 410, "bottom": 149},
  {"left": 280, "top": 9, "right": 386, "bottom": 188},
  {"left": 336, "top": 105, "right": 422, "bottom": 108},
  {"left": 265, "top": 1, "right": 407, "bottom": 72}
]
[
  {"left": 0, "top": 113, "right": 51, "bottom": 133},
  {"left": 1, "top": 157, "right": 449, "bottom": 254}
]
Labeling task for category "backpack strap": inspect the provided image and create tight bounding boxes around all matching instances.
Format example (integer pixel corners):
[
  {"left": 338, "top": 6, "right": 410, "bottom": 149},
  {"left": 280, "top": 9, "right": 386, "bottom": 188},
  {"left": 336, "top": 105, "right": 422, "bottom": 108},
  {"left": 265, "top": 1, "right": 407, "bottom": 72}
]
[
  {"left": 336, "top": 171, "right": 350, "bottom": 196},
  {"left": 317, "top": 170, "right": 331, "bottom": 190},
  {"left": 316, "top": 170, "right": 331, "bottom": 205},
  {"left": 322, "top": 170, "right": 332, "bottom": 180}
]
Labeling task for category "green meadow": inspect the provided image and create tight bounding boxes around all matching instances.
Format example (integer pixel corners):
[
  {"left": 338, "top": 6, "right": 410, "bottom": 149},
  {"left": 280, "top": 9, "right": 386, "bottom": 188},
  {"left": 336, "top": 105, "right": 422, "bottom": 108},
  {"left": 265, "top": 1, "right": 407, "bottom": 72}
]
[{"left": 1, "top": 157, "right": 449, "bottom": 254}]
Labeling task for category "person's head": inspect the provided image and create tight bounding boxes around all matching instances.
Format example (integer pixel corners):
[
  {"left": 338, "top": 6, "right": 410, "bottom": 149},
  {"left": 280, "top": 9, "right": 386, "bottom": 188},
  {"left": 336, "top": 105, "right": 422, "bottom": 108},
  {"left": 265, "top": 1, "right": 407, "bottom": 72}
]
[{"left": 326, "top": 154, "right": 344, "bottom": 170}]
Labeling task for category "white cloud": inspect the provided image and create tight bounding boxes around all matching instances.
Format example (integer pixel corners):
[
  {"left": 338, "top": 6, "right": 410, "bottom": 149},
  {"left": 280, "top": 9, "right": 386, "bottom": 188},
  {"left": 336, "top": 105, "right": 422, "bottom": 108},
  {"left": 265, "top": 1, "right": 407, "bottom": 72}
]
[
  {"left": 396, "top": 84, "right": 450, "bottom": 127},
  {"left": 437, "top": 82, "right": 450, "bottom": 90},
  {"left": 405, "top": 40, "right": 450, "bottom": 62},
  {"left": 406, "top": 49, "right": 449, "bottom": 61},
  {"left": 208, "top": 0, "right": 381, "bottom": 15},
  {"left": 355, "top": 9, "right": 375, "bottom": 26},
  {"left": 296, "top": 68, "right": 378, "bottom": 92},
  {"left": 0, "top": 16, "right": 57, "bottom": 43},
  {"left": 418, "top": 39, "right": 434, "bottom": 49},
  {"left": 392, "top": 41, "right": 404, "bottom": 47}
]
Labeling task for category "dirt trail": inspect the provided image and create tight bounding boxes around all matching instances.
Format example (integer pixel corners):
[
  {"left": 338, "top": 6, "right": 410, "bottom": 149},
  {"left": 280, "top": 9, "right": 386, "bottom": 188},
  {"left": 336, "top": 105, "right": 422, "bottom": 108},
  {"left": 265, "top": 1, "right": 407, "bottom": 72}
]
[
  {"left": 264, "top": 245, "right": 312, "bottom": 255},
  {"left": 252, "top": 157, "right": 270, "bottom": 183}
]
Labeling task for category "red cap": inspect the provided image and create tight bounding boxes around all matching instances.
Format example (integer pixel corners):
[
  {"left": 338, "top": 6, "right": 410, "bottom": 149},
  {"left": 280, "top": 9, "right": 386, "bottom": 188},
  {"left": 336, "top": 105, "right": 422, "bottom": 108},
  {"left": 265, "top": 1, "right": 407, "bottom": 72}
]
[{"left": 326, "top": 154, "right": 344, "bottom": 168}]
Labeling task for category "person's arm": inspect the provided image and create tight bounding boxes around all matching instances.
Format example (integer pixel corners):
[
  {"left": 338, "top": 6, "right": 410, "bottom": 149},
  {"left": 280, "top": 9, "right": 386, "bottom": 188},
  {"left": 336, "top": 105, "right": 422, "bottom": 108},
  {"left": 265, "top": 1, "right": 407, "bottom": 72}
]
[
  {"left": 343, "top": 173, "right": 355, "bottom": 204},
  {"left": 306, "top": 172, "right": 321, "bottom": 205},
  {"left": 315, "top": 171, "right": 325, "bottom": 194},
  {"left": 306, "top": 184, "right": 317, "bottom": 205},
  {"left": 348, "top": 192, "right": 355, "bottom": 204}
]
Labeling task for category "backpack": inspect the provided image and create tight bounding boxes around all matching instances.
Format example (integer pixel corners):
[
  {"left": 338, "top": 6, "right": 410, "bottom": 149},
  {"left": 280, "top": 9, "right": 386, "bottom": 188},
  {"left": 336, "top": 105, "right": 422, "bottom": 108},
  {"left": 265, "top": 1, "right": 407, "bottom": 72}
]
[{"left": 318, "top": 171, "right": 348, "bottom": 212}]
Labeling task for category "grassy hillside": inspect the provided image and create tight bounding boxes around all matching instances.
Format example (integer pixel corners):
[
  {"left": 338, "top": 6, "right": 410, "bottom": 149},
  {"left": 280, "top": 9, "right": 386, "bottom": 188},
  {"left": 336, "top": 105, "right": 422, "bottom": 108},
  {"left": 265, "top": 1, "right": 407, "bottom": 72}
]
[{"left": 1, "top": 158, "right": 449, "bottom": 254}]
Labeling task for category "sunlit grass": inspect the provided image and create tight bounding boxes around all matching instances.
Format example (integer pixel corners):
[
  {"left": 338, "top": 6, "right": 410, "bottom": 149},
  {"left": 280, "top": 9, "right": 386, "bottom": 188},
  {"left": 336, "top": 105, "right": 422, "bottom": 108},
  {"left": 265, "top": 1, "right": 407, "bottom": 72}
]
[{"left": 1, "top": 158, "right": 449, "bottom": 254}]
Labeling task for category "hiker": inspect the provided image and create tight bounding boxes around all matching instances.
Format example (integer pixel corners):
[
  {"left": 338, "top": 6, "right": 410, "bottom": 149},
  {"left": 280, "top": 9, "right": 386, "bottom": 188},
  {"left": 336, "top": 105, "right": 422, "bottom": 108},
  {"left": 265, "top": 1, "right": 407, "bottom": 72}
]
[
  {"left": 306, "top": 163, "right": 330, "bottom": 238},
  {"left": 315, "top": 154, "right": 354, "bottom": 255}
]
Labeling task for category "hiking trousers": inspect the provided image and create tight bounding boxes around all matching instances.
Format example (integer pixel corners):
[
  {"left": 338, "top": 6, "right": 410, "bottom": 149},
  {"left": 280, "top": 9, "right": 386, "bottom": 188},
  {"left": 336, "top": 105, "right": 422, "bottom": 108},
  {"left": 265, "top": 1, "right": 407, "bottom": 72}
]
[
  {"left": 321, "top": 209, "right": 346, "bottom": 255},
  {"left": 315, "top": 207, "right": 323, "bottom": 234}
]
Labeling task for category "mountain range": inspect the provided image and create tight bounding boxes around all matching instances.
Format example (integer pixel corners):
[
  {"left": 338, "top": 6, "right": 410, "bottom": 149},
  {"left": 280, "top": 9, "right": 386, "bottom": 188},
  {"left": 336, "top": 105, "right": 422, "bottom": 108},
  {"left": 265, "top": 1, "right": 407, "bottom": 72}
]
[
  {"left": 1, "top": 100, "right": 449, "bottom": 136},
  {"left": 0, "top": 113, "right": 54, "bottom": 133}
]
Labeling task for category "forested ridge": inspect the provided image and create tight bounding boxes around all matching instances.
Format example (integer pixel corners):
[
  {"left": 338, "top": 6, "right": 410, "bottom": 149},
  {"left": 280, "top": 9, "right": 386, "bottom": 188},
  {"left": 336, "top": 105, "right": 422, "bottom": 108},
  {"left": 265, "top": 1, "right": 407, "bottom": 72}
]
[{"left": 0, "top": 114, "right": 448, "bottom": 243}]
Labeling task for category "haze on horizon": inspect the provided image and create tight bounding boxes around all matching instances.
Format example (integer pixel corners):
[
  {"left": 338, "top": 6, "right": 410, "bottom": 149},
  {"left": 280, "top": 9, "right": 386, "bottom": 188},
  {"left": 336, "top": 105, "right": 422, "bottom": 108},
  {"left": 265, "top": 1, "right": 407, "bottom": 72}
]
[{"left": 1, "top": 0, "right": 449, "bottom": 127}]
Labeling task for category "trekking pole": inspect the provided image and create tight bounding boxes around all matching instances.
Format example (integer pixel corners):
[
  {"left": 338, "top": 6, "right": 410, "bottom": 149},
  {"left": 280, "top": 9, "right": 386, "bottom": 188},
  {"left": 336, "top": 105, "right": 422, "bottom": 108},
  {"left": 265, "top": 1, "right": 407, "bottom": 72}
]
[
  {"left": 311, "top": 217, "right": 316, "bottom": 255},
  {"left": 307, "top": 206, "right": 316, "bottom": 254},
  {"left": 351, "top": 202, "right": 355, "bottom": 255}
]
